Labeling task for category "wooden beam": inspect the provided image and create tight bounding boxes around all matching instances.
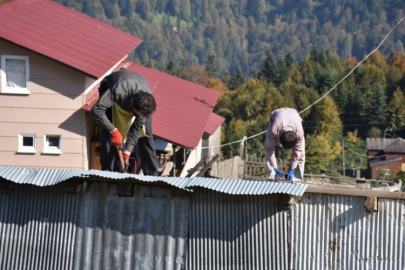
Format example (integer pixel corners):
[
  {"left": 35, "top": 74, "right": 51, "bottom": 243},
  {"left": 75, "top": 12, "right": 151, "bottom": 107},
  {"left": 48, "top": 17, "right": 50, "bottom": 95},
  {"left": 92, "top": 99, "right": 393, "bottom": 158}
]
[
  {"left": 186, "top": 154, "right": 209, "bottom": 177},
  {"left": 197, "top": 154, "right": 219, "bottom": 177}
]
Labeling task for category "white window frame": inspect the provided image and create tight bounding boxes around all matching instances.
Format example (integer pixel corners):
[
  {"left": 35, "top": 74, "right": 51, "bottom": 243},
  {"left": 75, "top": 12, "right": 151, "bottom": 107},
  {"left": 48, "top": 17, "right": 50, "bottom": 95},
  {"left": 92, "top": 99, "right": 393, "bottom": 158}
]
[
  {"left": 1, "top": 55, "right": 30, "bottom": 94},
  {"left": 18, "top": 134, "right": 36, "bottom": 154},
  {"left": 43, "top": 135, "right": 62, "bottom": 155}
]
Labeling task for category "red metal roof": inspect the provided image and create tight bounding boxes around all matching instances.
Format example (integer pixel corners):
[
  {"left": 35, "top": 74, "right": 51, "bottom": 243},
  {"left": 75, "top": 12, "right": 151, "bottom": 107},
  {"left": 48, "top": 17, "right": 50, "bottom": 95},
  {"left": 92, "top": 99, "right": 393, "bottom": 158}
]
[
  {"left": 0, "top": 0, "right": 142, "bottom": 78},
  {"left": 83, "top": 62, "right": 220, "bottom": 148},
  {"left": 205, "top": 113, "right": 225, "bottom": 135}
]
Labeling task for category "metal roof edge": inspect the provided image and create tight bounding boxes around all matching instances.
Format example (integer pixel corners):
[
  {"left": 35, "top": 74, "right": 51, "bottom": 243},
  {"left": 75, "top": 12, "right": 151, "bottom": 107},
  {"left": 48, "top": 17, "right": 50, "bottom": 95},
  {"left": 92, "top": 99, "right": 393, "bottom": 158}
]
[
  {"left": 369, "top": 156, "right": 402, "bottom": 167},
  {"left": 0, "top": 166, "right": 308, "bottom": 196},
  {"left": 0, "top": 166, "right": 191, "bottom": 189},
  {"left": 185, "top": 177, "right": 308, "bottom": 196}
]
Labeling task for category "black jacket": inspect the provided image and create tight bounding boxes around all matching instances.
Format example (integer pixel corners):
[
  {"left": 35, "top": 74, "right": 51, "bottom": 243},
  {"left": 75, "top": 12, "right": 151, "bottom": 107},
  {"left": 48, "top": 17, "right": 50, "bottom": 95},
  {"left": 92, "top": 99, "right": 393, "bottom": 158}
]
[{"left": 91, "top": 70, "right": 153, "bottom": 152}]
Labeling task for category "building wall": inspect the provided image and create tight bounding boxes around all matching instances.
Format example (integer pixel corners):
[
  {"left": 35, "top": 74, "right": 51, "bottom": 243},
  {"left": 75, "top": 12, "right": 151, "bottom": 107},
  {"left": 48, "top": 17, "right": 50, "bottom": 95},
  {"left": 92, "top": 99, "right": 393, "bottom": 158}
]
[
  {"left": 0, "top": 40, "right": 90, "bottom": 169},
  {"left": 368, "top": 150, "right": 405, "bottom": 179},
  {"left": 179, "top": 140, "right": 202, "bottom": 177},
  {"left": 208, "top": 127, "right": 221, "bottom": 158},
  {"left": 371, "top": 159, "right": 404, "bottom": 179}
]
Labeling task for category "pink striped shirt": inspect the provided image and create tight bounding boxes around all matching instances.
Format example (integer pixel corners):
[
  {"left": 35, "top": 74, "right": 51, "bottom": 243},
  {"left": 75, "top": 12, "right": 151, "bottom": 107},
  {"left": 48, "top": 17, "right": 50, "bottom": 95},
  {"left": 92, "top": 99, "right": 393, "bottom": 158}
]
[{"left": 265, "top": 108, "right": 304, "bottom": 169}]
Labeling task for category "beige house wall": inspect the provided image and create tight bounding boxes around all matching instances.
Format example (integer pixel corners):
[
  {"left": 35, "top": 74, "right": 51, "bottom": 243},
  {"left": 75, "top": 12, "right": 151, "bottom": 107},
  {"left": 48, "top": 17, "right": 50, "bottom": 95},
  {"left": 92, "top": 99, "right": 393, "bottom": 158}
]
[
  {"left": 208, "top": 127, "right": 222, "bottom": 159},
  {"left": 0, "top": 40, "right": 93, "bottom": 169}
]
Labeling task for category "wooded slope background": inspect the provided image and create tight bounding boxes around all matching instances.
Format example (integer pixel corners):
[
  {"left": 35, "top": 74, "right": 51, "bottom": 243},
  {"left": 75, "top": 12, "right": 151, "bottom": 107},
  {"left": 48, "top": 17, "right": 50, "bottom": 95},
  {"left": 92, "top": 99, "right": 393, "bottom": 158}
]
[{"left": 55, "top": 0, "right": 405, "bottom": 77}]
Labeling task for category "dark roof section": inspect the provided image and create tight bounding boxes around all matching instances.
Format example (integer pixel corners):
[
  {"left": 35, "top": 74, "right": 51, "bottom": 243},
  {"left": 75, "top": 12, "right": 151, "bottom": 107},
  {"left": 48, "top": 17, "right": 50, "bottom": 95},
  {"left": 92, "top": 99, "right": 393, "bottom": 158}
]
[
  {"left": 0, "top": 0, "right": 142, "bottom": 78},
  {"left": 384, "top": 138, "right": 405, "bottom": 153},
  {"left": 367, "top": 138, "right": 405, "bottom": 153},
  {"left": 369, "top": 156, "right": 402, "bottom": 167}
]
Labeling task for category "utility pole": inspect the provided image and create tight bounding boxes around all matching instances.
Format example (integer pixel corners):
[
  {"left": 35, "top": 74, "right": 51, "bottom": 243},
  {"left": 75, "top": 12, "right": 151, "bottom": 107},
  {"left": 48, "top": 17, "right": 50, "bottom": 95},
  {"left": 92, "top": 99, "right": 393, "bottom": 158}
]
[{"left": 342, "top": 139, "right": 345, "bottom": 177}]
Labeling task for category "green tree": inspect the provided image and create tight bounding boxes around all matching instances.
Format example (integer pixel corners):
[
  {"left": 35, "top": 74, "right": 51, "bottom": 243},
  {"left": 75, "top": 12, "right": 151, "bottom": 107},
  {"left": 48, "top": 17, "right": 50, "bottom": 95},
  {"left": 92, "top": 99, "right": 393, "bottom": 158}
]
[
  {"left": 228, "top": 66, "right": 245, "bottom": 90},
  {"left": 309, "top": 96, "right": 343, "bottom": 146},
  {"left": 388, "top": 88, "right": 405, "bottom": 134},
  {"left": 166, "top": 59, "right": 178, "bottom": 76},
  {"left": 205, "top": 54, "right": 219, "bottom": 78},
  {"left": 258, "top": 53, "right": 277, "bottom": 84},
  {"left": 305, "top": 134, "right": 338, "bottom": 174}
]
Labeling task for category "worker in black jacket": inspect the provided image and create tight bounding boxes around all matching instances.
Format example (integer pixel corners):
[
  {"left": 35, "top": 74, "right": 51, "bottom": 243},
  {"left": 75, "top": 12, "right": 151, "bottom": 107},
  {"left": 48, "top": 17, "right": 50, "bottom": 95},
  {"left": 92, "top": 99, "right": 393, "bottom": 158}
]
[{"left": 91, "top": 69, "right": 159, "bottom": 175}]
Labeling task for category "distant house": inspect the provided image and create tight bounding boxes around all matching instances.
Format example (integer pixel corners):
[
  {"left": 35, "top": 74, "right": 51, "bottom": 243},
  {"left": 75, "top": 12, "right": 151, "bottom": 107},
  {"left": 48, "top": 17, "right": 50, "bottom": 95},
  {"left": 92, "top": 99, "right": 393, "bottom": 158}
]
[
  {"left": 0, "top": 0, "right": 223, "bottom": 176},
  {"left": 366, "top": 138, "right": 405, "bottom": 179}
]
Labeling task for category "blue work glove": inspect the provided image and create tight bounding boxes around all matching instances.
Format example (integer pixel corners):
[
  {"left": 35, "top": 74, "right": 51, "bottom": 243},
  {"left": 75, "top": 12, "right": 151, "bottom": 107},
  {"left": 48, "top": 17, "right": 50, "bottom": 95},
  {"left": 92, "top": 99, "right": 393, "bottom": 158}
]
[
  {"left": 286, "top": 169, "right": 295, "bottom": 181},
  {"left": 274, "top": 167, "right": 284, "bottom": 178}
]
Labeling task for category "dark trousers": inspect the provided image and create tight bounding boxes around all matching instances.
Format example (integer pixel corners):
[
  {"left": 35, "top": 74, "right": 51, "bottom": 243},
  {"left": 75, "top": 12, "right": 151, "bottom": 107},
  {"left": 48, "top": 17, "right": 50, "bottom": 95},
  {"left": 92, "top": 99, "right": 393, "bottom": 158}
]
[{"left": 99, "top": 106, "right": 159, "bottom": 175}]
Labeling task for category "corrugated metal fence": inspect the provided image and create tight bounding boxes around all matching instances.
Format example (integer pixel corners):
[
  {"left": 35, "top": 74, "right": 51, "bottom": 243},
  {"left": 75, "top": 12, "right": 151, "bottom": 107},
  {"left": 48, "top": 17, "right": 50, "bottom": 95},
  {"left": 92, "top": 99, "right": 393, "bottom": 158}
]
[{"left": 0, "top": 166, "right": 404, "bottom": 269}]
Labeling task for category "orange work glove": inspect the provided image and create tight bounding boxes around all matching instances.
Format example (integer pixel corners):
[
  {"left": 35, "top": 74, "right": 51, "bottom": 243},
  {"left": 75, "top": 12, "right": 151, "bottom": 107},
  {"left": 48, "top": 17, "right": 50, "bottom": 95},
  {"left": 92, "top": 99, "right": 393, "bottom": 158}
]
[
  {"left": 110, "top": 128, "right": 123, "bottom": 149},
  {"left": 122, "top": 151, "right": 130, "bottom": 164}
]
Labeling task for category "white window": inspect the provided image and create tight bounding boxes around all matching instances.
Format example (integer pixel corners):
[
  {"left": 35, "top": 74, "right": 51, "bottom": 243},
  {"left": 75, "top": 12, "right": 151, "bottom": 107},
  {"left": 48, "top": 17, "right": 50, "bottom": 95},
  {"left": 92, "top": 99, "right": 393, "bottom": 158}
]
[
  {"left": 18, "top": 134, "right": 36, "bottom": 153},
  {"left": 43, "top": 135, "right": 62, "bottom": 155},
  {"left": 1, "top": 55, "right": 30, "bottom": 94}
]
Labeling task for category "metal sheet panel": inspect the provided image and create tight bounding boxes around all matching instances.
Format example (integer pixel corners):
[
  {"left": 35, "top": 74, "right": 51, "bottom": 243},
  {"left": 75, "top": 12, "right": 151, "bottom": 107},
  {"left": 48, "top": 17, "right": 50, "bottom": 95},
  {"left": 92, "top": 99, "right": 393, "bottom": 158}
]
[
  {"left": 291, "top": 193, "right": 405, "bottom": 269},
  {"left": 73, "top": 182, "right": 189, "bottom": 270},
  {"left": 188, "top": 188, "right": 290, "bottom": 270},
  {"left": 187, "top": 177, "right": 307, "bottom": 196},
  {"left": 0, "top": 166, "right": 308, "bottom": 197},
  {"left": 0, "top": 184, "right": 81, "bottom": 270},
  {"left": 0, "top": 181, "right": 189, "bottom": 270},
  {"left": 0, "top": 166, "right": 191, "bottom": 189}
]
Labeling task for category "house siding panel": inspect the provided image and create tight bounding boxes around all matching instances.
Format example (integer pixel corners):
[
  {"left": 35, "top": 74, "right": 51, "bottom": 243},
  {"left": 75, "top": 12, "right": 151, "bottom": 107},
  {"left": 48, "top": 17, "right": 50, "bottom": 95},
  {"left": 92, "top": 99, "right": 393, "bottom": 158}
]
[
  {"left": 0, "top": 122, "right": 84, "bottom": 139},
  {"left": 0, "top": 40, "right": 89, "bottom": 169},
  {"left": 0, "top": 152, "right": 84, "bottom": 168}
]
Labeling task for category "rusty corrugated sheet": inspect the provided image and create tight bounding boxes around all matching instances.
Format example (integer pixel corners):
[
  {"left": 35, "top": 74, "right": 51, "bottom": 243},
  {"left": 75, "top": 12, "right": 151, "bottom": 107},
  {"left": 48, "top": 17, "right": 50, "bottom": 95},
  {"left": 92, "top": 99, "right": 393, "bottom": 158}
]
[
  {"left": 291, "top": 193, "right": 405, "bottom": 269},
  {"left": 187, "top": 188, "right": 290, "bottom": 270},
  {"left": 0, "top": 181, "right": 189, "bottom": 270}
]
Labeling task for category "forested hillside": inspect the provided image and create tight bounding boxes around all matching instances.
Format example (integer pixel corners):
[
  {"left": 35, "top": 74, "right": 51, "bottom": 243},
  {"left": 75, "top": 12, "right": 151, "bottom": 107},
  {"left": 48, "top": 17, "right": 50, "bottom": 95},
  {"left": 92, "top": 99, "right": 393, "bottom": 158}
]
[{"left": 55, "top": 0, "right": 405, "bottom": 78}]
